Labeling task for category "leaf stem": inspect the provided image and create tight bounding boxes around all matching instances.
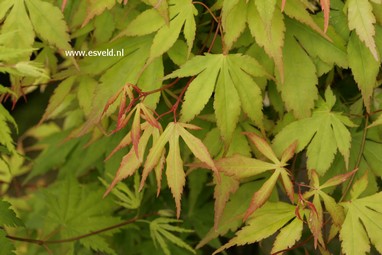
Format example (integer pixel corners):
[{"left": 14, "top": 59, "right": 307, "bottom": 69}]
[
  {"left": 192, "top": 1, "right": 219, "bottom": 23},
  {"left": 339, "top": 113, "right": 369, "bottom": 202}
]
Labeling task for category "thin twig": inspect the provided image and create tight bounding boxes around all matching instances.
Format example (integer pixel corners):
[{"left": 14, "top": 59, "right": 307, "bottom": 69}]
[
  {"left": 6, "top": 213, "right": 156, "bottom": 246},
  {"left": 340, "top": 113, "right": 369, "bottom": 202}
]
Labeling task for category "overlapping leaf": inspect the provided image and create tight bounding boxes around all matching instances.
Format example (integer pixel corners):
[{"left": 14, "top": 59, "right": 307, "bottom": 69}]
[
  {"left": 166, "top": 53, "right": 268, "bottom": 144},
  {"left": 149, "top": 217, "right": 195, "bottom": 255},
  {"left": 273, "top": 88, "right": 356, "bottom": 174},
  {"left": 44, "top": 177, "right": 120, "bottom": 254},
  {"left": 213, "top": 202, "right": 302, "bottom": 255},
  {"left": 340, "top": 192, "right": 382, "bottom": 255},
  {"left": 138, "top": 122, "right": 217, "bottom": 218},
  {"left": 347, "top": 0, "right": 379, "bottom": 61}
]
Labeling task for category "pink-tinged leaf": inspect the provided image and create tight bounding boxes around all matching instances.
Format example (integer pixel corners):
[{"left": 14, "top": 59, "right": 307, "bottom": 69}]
[
  {"left": 213, "top": 173, "right": 240, "bottom": 229},
  {"left": 244, "top": 170, "right": 281, "bottom": 220},
  {"left": 177, "top": 123, "right": 218, "bottom": 174},
  {"left": 244, "top": 132, "right": 279, "bottom": 164},
  {"left": 281, "top": 0, "right": 286, "bottom": 11},
  {"left": 179, "top": 123, "right": 202, "bottom": 130},
  {"left": 166, "top": 131, "right": 185, "bottom": 218},
  {"left": 105, "top": 131, "right": 132, "bottom": 161},
  {"left": 140, "top": 123, "right": 175, "bottom": 190},
  {"left": 61, "top": 0, "right": 67, "bottom": 11},
  {"left": 214, "top": 155, "right": 275, "bottom": 180},
  {"left": 280, "top": 169, "right": 294, "bottom": 203},
  {"left": 102, "top": 87, "right": 123, "bottom": 117},
  {"left": 320, "top": 0, "right": 330, "bottom": 33},
  {"left": 103, "top": 150, "right": 141, "bottom": 197},
  {"left": 319, "top": 168, "right": 358, "bottom": 189},
  {"left": 280, "top": 140, "right": 298, "bottom": 164},
  {"left": 155, "top": 151, "right": 166, "bottom": 197},
  {"left": 131, "top": 105, "right": 142, "bottom": 157},
  {"left": 104, "top": 126, "right": 154, "bottom": 197},
  {"left": 141, "top": 104, "right": 160, "bottom": 129},
  {"left": 308, "top": 195, "right": 324, "bottom": 249}
]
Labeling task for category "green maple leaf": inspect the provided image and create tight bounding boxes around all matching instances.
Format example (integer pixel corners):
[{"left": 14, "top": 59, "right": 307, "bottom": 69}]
[
  {"left": 340, "top": 192, "right": 382, "bottom": 255},
  {"left": 25, "top": 0, "right": 72, "bottom": 50},
  {"left": 148, "top": 0, "right": 197, "bottom": 60},
  {"left": 43, "top": 177, "right": 120, "bottom": 255},
  {"left": 0, "top": 0, "right": 34, "bottom": 54},
  {"left": 0, "top": 105, "right": 17, "bottom": 154},
  {"left": 165, "top": 53, "right": 268, "bottom": 144},
  {"left": 0, "top": 199, "right": 23, "bottom": 255},
  {"left": 273, "top": 88, "right": 357, "bottom": 175},
  {"left": 213, "top": 202, "right": 302, "bottom": 255},
  {"left": 347, "top": 33, "right": 380, "bottom": 112},
  {"left": 0, "top": 199, "right": 23, "bottom": 227},
  {"left": 149, "top": 217, "right": 195, "bottom": 255},
  {"left": 0, "top": 231, "right": 15, "bottom": 255}
]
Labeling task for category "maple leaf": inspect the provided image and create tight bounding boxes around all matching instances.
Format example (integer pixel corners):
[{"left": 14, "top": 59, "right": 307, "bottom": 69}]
[
  {"left": 104, "top": 124, "right": 161, "bottom": 197},
  {"left": 139, "top": 122, "right": 218, "bottom": 218},
  {"left": 166, "top": 53, "right": 268, "bottom": 144},
  {"left": 43, "top": 177, "right": 120, "bottom": 254},
  {"left": 222, "top": 0, "right": 285, "bottom": 81},
  {"left": 82, "top": 0, "right": 116, "bottom": 26},
  {"left": 273, "top": 88, "right": 357, "bottom": 175},
  {"left": 25, "top": 0, "right": 72, "bottom": 50},
  {"left": 149, "top": 217, "right": 195, "bottom": 255},
  {"left": 132, "top": 0, "right": 197, "bottom": 61},
  {"left": 213, "top": 202, "right": 302, "bottom": 255},
  {"left": 0, "top": 199, "right": 23, "bottom": 227},
  {"left": 199, "top": 133, "right": 296, "bottom": 222},
  {"left": 347, "top": 33, "right": 380, "bottom": 112},
  {"left": 340, "top": 191, "right": 382, "bottom": 255},
  {"left": 347, "top": 0, "right": 379, "bottom": 61}
]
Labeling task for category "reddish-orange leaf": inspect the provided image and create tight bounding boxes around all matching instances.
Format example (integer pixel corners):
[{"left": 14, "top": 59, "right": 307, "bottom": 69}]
[
  {"left": 308, "top": 195, "right": 324, "bottom": 249},
  {"left": 213, "top": 173, "right": 239, "bottom": 229},
  {"left": 140, "top": 104, "right": 160, "bottom": 129},
  {"left": 319, "top": 168, "right": 358, "bottom": 189},
  {"left": 131, "top": 105, "right": 142, "bottom": 157},
  {"left": 320, "top": 0, "right": 330, "bottom": 33},
  {"left": 281, "top": 0, "right": 287, "bottom": 11},
  {"left": 103, "top": 150, "right": 141, "bottom": 197},
  {"left": 61, "top": 0, "right": 67, "bottom": 11},
  {"left": 102, "top": 87, "right": 123, "bottom": 117},
  {"left": 244, "top": 170, "right": 281, "bottom": 221},
  {"left": 104, "top": 126, "right": 153, "bottom": 197}
]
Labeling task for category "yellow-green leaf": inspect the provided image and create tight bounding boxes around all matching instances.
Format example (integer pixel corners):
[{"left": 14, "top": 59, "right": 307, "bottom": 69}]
[{"left": 26, "top": 0, "right": 72, "bottom": 50}]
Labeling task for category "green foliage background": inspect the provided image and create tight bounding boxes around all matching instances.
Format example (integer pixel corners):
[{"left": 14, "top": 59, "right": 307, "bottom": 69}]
[{"left": 1, "top": 0, "right": 382, "bottom": 254}]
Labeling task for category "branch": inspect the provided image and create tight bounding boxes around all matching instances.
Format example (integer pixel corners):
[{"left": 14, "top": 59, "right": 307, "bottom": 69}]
[{"left": 6, "top": 213, "right": 157, "bottom": 246}]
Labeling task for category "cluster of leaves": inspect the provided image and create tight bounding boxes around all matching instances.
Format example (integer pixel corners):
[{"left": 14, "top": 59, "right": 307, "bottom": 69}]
[{"left": 1, "top": 0, "right": 382, "bottom": 254}]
